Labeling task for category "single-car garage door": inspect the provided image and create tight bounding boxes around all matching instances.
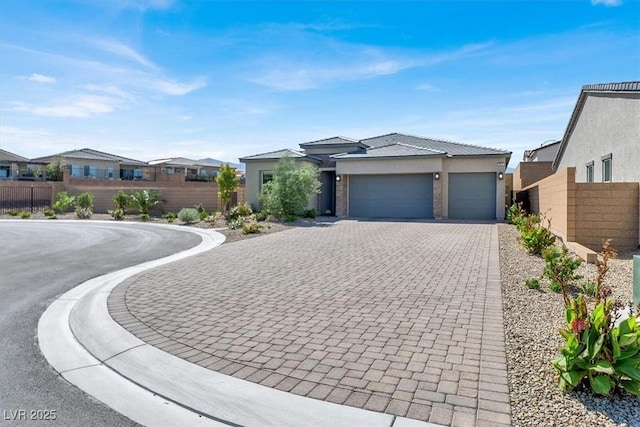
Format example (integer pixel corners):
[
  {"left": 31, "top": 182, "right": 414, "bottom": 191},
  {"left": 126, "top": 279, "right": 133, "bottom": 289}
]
[
  {"left": 448, "top": 172, "right": 496, "bottom": 220},
  {"left": 349, "top": 174, "right": 433, "bottom": 218}
]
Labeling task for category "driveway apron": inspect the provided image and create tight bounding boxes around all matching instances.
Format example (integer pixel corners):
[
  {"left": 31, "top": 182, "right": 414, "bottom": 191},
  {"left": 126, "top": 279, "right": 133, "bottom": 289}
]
[{"left": 109, "top": 220, "right": 510, "bottom": 426}]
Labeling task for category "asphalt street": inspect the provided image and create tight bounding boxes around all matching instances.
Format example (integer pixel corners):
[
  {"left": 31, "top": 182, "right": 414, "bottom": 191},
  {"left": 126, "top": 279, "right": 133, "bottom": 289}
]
[{"left": 0, "top": 221, "right": 201, "bottom": 426}]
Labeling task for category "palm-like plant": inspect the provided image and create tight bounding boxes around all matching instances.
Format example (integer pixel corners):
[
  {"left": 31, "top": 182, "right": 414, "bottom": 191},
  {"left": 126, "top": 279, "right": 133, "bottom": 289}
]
[{"left": 130, "top": 189, "right": 162, "bottom": 215}]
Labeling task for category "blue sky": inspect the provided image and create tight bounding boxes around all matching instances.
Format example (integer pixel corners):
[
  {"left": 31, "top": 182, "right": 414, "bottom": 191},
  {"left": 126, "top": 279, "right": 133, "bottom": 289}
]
[{"left": 1, "top": 0, "right": 638, "bottom": 168}]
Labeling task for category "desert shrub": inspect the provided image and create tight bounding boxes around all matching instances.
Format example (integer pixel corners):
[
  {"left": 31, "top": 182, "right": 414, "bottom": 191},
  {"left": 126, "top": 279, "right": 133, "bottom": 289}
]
[
  {"left": 109, "top": 208, "right": 125, "bottom": 220},
  {"left": 20, "top": 211, "right": 31, "bottom": 219},
  {"left": 113, "top": 190, "right": 130, "bottom": 210},
  {"left": 542, "top": 245, "right": 583, "bottom": 305},
  {"left": 525, "top": 278, "right": 540, "bottom": 290},
  {"left": 506, "top": 202, "right": 526, "bottom": 223},
  {"left": 75, "top": 192, "right": 94, "bottom": 219},
  {"left": 258, "top": 156, "right": 321, "bottom": 219},
  {"left": 139, "top": 213, "right": 150, "bottom": 222},
  {"left": 53, "top": 191, "right": 75, "bottom": 213},
  {"left": 255, "top": 211, "right": 268, "bottom": 222},
  {"left": 242, "top": 223, "right": 263, "bottom": 235},
  {"left": 178, "top": 208, "right": 199, "bottom": 224},
  {"left": 594, "top": 240, "right": 617, "bottom": 305},
  {"left": 199, "top": 211, "right": 209, "bottom": 220},
  {"left": 284, "top": 214, "right": 298, "bottom": 222},
  {"left": 44, "top": 209, "right": 55, "bottom": 217},
  {"left": 227, "top": 202, "right": 252, "bottom": 220},
  {"left": 227, "top": 217, "right": 244, "bottom": 230},
  {"left": 8, "top": 210, "right": 19, "bottom": 216},
  {"left": 302, "top": 208, "right": 317, "bottom": 218},
  {"left": 581, "top": 280, "right": 597, "bottom": 297},
  {"left": 519, "top": 213, "right": 555, "bottom": 254},
  {"left": 194, "top": 203, "right": 205, "bottom": 214},
  {"left": 164, "top": 212, "right": 177, "bottom": 223}
]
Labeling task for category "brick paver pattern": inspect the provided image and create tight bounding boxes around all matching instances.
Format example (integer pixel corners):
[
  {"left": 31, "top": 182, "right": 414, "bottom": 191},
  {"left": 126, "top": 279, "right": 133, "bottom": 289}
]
[{"left": 108, "top": 221, "right": 511, "bottom": 426}]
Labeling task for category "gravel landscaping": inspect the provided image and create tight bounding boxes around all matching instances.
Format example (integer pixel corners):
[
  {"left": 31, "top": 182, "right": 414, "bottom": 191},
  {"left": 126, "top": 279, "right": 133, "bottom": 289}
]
[{"left": 499, "top": 223, "right": 640, "bottom": 427}]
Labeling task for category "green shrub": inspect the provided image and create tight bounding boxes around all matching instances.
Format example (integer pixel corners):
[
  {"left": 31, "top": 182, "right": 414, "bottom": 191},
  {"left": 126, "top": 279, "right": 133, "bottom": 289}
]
[
  {"left": 164, "top": 212, "right": 177, "bottom": 223},
  {"left": 109, "top": 208, "right": 125, "bottom": 220},
  {"left": 255, "top": 211, "right": 268, "bottom": 222},
  {"left": 519, "top": 213, "right": 555, "bottom": 255},
  {"left": 75, "top": 192, "right": 94, "bottom": 219},
  {"left": 542, "top": 245, "right": 583, "bottom": 305},
  {"left": 194, "top": 203, "right": 206, "bottom": 214},
  {"left": 199, "top": 211, "right": 209, "bottom": 221},
  {"left": 53, "top": 191, "right": 75, "bottom": 213},
  {"left": 284, "top": 214, "right": 298, "bottom": 222},
  {"left": 242, "top": 223, "right": 263, "bottom": 234},
  {"left": 178, "top": 208, "right": 199, "bottom": 224},
  {"left": 139, "top": 213, "right": 150, "bottom": 222},
  {"left": 551, "top": 294, "right": 640, "bottom": 396},
  {"left": 8, "top": 210, "right": 19, "bottom": 216},
  {"left": 44, "top": 209, "right": 55, "bottom": 217},
  {"left": 227, "top": 202, "right": 252, "bottom": 221},
  {"left": 130, "top": 190, "right": 161, "bottom": 215},
  {"left": 525, "top": 278, "right": 540, "bottom": 290},
  {"left": 20, "top": 211, "right": 31, "bottom": 219},
  {"left": 506, "top": 203, "right": 525, "bottom": 223},
  {"left": 227, "top": 217, "right": 244, "bottom": 230},
  {"left": 302, "top": 208, "right": 317, "bottom": 218},
  {"left": 112, "top": 190, "right": 130, "bottom": 211},
  {"left": 581, "top": 281, "right": 597, "bottom": 297}
]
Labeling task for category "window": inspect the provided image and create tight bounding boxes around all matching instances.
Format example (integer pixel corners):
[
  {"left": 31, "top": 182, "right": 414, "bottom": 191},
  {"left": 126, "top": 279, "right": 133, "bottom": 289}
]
[
  {"left": 261, "top": 171, "right": 273, "bottom": 187},
  {"left": 601, "top": 154, "right": 612, "bottom": 182},
  {"left": 586, "top": 161, "right": 594, "bottom": 183},
  {"left": 166, "top": 167, "right": 174, "bottom": 175},
  {"left": 70, "top": 164, "right": 81, "bottom": 177},
  {"left": 134, "top": 169, "right": 143, "bottom": 180},
  {"left": 107, "top": 167, "right": 114, "bottom": 178}
]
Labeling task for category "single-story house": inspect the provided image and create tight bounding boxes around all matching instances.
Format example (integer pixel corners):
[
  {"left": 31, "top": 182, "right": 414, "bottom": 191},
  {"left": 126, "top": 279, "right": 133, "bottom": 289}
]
[
  {"left": 241, "top": 133, "right": 511, "bottom": 220},
  {"left": 32, "top": 148, "right": 150, "bottom": 180}
]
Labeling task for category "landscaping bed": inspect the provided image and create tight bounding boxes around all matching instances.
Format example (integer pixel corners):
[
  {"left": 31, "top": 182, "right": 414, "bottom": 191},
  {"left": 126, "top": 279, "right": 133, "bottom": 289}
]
[{"left": 499, "top": 223, "right": 639, "bottom": 427}]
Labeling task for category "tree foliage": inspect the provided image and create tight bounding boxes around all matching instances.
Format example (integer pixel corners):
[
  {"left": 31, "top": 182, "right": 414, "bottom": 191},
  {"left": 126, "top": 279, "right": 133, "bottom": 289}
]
[
  {"left": 216, "top": 164, "right": 239, "bottom": 213},
  {"left": 258, "top": 157, "right": 321, "bottom": 219}
]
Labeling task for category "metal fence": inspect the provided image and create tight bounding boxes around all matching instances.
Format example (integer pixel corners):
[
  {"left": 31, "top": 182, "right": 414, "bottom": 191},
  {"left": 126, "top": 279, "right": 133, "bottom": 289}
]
[{"left": 0, "top": 186, "right": 52, "bottom": 214}]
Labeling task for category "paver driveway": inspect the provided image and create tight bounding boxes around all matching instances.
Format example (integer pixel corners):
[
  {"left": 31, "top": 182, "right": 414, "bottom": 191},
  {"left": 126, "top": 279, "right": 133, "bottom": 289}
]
[{"left": 109, "top": 220, "right": 510, "bottom": 426}]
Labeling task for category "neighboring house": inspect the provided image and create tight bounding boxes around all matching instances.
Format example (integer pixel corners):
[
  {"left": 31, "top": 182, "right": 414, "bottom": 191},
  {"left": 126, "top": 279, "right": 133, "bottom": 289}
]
[
  {"left": 553, "top": 82, "right": 640, "bottom": 183},
  {"left": 241, "top": 133, "right": 511, "bottom": 220},
  {"left": 515, "top": 81, "right": 640, "bottom": 253},
  {"left": 523, "top": 140, "right": 560, "bottom": 162},
  {"left": 512, "top": 140, "right": 560, "bottom": 193},
  {"left": 148, "top": 157, "right": 221, "bottom": 181},
  {"left": 32, "top": 148, "right": 150, "bottom": 180},
  {"left": 0, "top": 149, "right": 35, "bottom": 180}
]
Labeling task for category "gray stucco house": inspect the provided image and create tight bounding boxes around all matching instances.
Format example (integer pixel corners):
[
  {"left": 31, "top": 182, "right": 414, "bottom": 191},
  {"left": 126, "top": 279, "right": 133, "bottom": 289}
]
[
  {"left": 240, "top": 133, "right": 511, "bottom": 220},
  {"left": 553, "top": 82, "right": 640, "bottom": 183}
]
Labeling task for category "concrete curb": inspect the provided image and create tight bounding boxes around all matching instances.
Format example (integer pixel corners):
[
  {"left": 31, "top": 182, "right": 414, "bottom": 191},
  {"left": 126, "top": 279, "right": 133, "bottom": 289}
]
[{"left": 38, "top": 221, "right": 442, "bottom": 427}]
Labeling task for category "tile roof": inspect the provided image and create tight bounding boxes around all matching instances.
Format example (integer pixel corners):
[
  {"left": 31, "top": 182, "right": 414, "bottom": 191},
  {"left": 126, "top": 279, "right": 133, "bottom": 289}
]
[
  {"left": 32, "top": 148, "right": 147, "bottom": 166},
  {"left": 299, "top": 136, "right": 364, "bottom": 147},
  {"left": 582, "top": 81, "right": 640, "bottom": 92},
  {"left": 332, "top": 143, "right": 446, "bottom": 159},
  {"left": 360, "top": 133, "right": 511, "bottom": 156},
  {"left": 239, "top": 148, "right": 322, "bottom": 162},
  {"left": 0, "top": 149, "right": 30, "bottom": 163}
]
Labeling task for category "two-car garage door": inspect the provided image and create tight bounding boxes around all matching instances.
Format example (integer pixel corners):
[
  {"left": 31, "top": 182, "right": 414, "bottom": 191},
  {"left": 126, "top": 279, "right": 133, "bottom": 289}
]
[
  {"left": 348, "top": 172, "right": 497, "bottom": 220},
  {"left": 349, "top": 174, "right": 433, "bottom": 219}
]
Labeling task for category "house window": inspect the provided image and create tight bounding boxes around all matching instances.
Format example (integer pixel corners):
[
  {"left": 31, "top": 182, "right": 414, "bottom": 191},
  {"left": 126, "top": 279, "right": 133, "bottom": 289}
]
[
  {"left": 70, "top": 164, "right": 81, "bottom": 177},
  {"left": 261, "top": 171, "right": 273, "bottom": 187},
  {"left": 601, "top": 154, "right": 612, "bottom": 182},
  {"left": 134, "top": 169, "right": 143, "bottom": 180},
  {"left": 586, "top": 162, "right": 594, "bottom": 183},
  {"left": 107, "top": 167, "right": 114, "bottom": 179},
  {"left": 166, "top": 167, "right": 174, "bottom": 175}
]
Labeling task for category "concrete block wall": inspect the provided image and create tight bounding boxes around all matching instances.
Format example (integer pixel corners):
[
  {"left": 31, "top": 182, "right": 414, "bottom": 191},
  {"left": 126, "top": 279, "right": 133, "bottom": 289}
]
[
  {"left": 512, "top": 161, "right": 554, "bottom": 191},
  {"left": 574, "top": 182, "right": 639, "bottom": 250}
]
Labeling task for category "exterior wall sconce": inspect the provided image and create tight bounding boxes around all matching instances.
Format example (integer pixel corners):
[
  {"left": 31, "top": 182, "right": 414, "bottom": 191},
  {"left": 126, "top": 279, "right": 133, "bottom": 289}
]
[
  {"left": 335, "top": 175, "right": 342, "bottom": 182},
  {"left": 498, "top": 172, "right": 504, "bottom": 180},
  {"left": 434, "top": 172, "right": 440, "bottom": 180}
]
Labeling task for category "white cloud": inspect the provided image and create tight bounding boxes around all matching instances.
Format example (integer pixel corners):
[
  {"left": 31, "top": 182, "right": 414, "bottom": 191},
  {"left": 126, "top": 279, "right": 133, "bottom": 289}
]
[
  {"left": 149, "top": 77, "right": 207, "bottom": 95},
  {"left": 11, "top": 94, "right": 120, "bottom": 118},
  {"left": 591, "top": 0, "right": 622, "bottom": 6},
  {"left": 416, "top": 83, "right": 438, "bottom": 91},
  {"left": 27, "top": 73, "right": 56, "bottom": 84},
  {"left": 80, "top": 84, "right": 133, "bottom": 99},
  {"left": 91, "top": 38, "right": 157, "bottom": 69}
]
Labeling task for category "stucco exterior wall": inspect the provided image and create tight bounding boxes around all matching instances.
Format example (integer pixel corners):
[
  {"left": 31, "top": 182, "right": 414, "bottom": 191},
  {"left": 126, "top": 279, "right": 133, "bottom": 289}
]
[
  {"left": 304, "top": 145, "right": 361, "bottom": 156},
  {"left": 336, "top": 157, "right": 443, "bottom": 175},
  {"left": 556, "top": 92, "right": 640, "bottom": 183}
]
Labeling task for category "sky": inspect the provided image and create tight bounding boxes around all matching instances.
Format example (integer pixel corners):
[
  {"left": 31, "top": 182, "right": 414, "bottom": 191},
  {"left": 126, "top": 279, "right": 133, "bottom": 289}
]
[{"left": 1, "top": 1, "right": 639, "bottom": 168}]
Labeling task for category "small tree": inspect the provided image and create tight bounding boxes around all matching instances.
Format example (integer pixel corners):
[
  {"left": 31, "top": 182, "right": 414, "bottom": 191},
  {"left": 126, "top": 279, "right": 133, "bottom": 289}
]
[
  {"left": 46, "top": 157, "right": 65, "bottom": 181},
  {"left": 75, "top": 192, "right": 95, "bottom": 219},
  {"left": 216, "top": 164, "right": 239, "bottom": 214},
  {"left": 259, "top": 156, "right": 321, "bottom": 219}
]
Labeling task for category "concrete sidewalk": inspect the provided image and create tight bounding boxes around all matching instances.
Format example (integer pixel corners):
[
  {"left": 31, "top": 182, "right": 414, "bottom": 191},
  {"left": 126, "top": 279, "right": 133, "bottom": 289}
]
[{"left": 106, "top": 220, "right": 511, "bottom": 426}]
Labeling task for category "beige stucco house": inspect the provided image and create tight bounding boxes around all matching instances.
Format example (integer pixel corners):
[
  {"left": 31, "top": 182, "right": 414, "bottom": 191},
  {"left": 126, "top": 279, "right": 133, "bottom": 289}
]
[
  {"left": 32, "top": 148, "right": 150, "bottom": 181},
  {"left": 241, "top": 133, "right": 511, "bottom": 220},
  {"left": 0, "top": 149, "right": 36, "bottom": 180}
]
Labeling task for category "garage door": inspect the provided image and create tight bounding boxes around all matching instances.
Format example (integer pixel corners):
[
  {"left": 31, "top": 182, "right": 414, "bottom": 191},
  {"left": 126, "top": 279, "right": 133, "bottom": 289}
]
[
  {"left": 349, "top": 174, "right": 433, "bottom": 218},
  {"left": 448, "top": 173, "right": 496, "bottom": 219}
]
